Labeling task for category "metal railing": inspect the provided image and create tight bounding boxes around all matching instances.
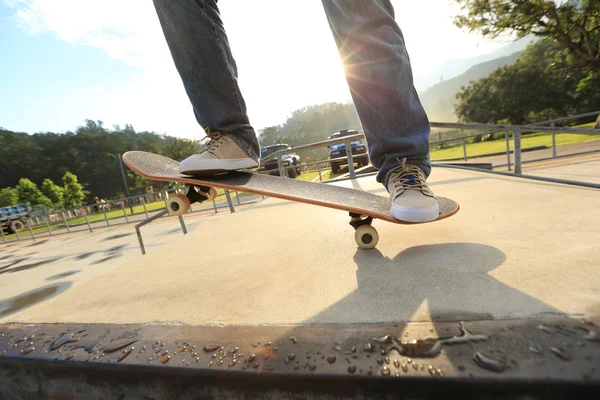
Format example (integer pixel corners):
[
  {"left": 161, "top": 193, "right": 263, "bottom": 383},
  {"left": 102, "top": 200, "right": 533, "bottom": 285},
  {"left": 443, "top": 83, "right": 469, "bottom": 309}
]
[
  {"left": 260, "top": 114, "right": 599, "bottom": 185},
  {"left": 0, "top": 188, "right": 256, "bottom": 245}
]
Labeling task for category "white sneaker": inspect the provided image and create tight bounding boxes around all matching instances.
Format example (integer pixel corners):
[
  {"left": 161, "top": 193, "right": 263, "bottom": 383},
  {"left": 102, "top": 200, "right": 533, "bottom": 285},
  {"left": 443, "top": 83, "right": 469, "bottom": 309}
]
[
  {"left": 387, "top": 158, "right": 439, "bottom": 222},
  {"left": 180, "top": 132, "right": 258, "bottom": 174}
]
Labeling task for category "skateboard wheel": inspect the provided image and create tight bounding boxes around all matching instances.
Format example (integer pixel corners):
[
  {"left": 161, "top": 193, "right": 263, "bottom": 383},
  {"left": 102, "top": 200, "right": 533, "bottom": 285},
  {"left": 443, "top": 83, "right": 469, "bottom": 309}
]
[
  {"left": 355, "top": 225, "right": 378, "bottom": 249},
  {"left": 206, "top": 187, "right": 217, "bottom": 202},
  {"left": 167, "top": 194, "right": 190, "bottom": 216}
]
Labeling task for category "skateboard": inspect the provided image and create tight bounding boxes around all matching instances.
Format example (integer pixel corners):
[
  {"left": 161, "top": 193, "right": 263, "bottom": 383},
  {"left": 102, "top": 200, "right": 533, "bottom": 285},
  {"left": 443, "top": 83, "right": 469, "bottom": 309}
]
[{"left": 123, "top": 151, "right": 459, "bottom": 249}]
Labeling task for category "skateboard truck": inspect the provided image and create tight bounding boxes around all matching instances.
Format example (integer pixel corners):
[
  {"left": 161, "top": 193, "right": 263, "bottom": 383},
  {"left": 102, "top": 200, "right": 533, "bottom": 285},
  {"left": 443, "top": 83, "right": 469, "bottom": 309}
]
[
  {"left": 349, "top": 212, "right": 379, "bottom": 250},
  {"left": 165, "top": 185, "right": 217, "bottom": 216}
]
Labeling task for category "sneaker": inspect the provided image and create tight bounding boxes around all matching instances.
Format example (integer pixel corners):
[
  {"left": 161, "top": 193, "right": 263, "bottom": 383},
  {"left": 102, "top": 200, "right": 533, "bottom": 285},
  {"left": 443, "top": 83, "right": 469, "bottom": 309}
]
[
  {"left": 386, "top": 158, "right": 439, "bottom": 222},
  {"left": 179, "top": 131, "right": 258, "bottom": 174}
]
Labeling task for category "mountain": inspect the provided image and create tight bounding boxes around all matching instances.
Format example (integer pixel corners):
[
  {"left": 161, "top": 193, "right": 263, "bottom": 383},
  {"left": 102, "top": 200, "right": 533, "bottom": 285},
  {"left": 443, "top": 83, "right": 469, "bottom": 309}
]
[
  {"left": 414, "top": 38, "right": 532, "bottom": 92},
  {"left": 419, "top": 51, "right": 523, "bottom": 122}
]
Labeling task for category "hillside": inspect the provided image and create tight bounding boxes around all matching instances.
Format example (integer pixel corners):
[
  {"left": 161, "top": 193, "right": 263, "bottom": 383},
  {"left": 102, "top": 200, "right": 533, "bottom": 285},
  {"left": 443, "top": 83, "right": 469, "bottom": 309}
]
[{"left": 420, "top": 51, "right": 523, "bottom": 122}]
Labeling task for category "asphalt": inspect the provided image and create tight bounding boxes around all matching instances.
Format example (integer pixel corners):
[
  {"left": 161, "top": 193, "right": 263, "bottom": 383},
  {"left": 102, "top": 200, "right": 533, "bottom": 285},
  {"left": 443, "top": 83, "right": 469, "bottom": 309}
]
[{"left": 1, "top": 165, "right": 598, "bottom": 326}]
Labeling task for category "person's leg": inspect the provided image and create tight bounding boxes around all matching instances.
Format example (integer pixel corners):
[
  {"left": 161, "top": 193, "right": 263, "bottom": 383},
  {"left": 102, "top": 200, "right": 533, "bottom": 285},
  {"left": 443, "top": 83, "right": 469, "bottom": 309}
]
[
  {"left": 322, "top": 0, "right": 438, "bottom": 222},
  {"left": 153, "top": 0, "right": 260, "bottom": 172},
  {"left": 321, "top": 0, "right": 430, "bottom": 183}
]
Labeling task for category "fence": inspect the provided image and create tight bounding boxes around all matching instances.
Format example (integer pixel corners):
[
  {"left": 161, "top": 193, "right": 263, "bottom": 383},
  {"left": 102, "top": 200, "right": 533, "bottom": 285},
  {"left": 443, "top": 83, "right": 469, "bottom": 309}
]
[
  {"left": 0, "top": 187, "right": 257, "bottom": 245},
  {"left": 265, "top": 112, "right": 600, "bottom": 185}
]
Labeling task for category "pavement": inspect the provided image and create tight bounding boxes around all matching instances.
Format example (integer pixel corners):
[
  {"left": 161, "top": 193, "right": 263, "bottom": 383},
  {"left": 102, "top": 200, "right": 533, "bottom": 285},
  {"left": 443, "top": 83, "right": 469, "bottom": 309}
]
[{"left": 1, "top": 165, "right": 599, "bottom": 326}]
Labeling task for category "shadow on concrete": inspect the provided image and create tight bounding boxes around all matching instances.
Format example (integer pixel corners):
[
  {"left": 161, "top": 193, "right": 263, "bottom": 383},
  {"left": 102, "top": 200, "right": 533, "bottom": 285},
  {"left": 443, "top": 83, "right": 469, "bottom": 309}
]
[
  {"left": 304, "top": 243, "right": 563, "bottom": 324},
  {"left": 0, "top": 281, "right": 72, "bottom": 318}
]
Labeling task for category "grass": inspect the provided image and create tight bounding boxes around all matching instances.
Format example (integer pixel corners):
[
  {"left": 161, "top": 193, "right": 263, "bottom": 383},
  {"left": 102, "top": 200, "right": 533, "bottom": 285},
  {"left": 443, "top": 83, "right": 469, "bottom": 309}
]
[{"left": 430, "top": 123, "right": 599, "bottom": 160}]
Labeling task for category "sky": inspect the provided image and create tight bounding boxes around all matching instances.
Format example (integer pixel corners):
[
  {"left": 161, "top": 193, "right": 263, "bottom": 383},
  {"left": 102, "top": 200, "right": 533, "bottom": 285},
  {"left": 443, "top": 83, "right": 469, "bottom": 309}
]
[{"left": 0, "top": 0, "right": 511, "bottom": 139}]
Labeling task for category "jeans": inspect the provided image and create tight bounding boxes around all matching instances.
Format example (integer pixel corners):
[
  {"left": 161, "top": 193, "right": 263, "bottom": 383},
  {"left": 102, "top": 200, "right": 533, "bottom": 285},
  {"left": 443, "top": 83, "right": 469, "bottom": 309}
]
[{"left": 153, "top": 0, "right": 431, "bottom": 183}]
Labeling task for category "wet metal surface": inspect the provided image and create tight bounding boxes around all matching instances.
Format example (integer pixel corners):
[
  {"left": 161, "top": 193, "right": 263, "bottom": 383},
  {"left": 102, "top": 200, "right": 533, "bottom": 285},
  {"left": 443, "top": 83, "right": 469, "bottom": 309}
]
[{"left": 0, "top": 317, "right": 599, "bottom": 384}]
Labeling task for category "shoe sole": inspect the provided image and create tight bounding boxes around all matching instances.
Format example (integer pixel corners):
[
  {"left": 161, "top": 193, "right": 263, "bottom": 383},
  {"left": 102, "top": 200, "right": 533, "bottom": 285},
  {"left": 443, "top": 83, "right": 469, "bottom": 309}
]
[
  {"left": 180, "top": 158, "right": 258, "bottom": 175},
  {"left": 391, "top": 202, "right": 440, "bottom": 223}
]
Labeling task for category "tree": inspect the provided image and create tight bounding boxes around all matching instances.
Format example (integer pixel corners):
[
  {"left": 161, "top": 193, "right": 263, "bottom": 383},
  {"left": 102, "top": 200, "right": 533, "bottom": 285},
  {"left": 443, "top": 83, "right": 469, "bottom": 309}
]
[
  {"left": 164, "top": 137, "right": 202, "bottom": 161},
  {"left": 62, "top": 172, "right": 85, "bottom": 209},
  {"left": 455, "top": 39, "right": 597, "bottom": 124},
  {"left": 454, "top": 0, "right": 600, "bottom": 73},
  {"left": 41, "top": 178, "right": 64, "bottom": 207},
  {"left": 0, "top": 187, "right": 18, "bottom": 207},
  {"left": 15, "top": 178, "right": 51, "bottom": 206}
]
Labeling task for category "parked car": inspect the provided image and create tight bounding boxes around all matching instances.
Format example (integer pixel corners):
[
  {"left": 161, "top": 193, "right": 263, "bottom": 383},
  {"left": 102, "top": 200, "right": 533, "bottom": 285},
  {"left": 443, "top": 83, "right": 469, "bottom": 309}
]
[
  {"left": 258, "top": 144, "right": 302, "bottom": 178},
  {"left": 328, "top": 130, "right": 369, "bottom": 173}
]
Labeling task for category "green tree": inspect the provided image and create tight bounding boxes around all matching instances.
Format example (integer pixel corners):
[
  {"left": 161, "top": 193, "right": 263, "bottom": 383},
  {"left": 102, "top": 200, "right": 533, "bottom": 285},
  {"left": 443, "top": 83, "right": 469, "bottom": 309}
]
[
  {"left": 41, "top": 178, "right": 64, "bottom": 207},
  {"left": 258, "top": 126, "right": 282, "bottom": 146},
  {"left": 15, "top": 178, "right": 51, "bottom": 206},
  {"left": 0, "top": 187, "right": 18, "bottom": 207},
  {"left": 454, "top": 0, "right": 600, "bottom": 73},
  {"left": 62, "top": 172, "right": 85, "bottom": 209},
  {"left": 455, "top": 39, "right": 597, "bottom": 124},
  {"left": 164, "top": 137, "right": 201, "bottom": 161}
]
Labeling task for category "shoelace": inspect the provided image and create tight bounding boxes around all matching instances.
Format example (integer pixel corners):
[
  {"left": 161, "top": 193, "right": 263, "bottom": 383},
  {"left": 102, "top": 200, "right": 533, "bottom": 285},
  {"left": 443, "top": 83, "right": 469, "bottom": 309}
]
[
  {"left": 389, "top": 158, "right": 430, "bottom": 194},
  {"left": 202, "top": 130, "right": 227, "bottom": 154}
]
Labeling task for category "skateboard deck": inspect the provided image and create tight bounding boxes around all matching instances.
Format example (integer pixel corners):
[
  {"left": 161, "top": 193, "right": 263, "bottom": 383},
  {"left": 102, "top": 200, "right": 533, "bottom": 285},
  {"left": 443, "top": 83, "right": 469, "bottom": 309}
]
[{"left": 123, "top": 151, "right": 459, "bottom": 248}]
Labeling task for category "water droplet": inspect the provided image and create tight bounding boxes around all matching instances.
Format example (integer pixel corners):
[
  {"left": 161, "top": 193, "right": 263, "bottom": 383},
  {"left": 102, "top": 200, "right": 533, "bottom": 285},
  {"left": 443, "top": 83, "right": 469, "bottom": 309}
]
[
  {"left": 326, "top": 355, "right": 336, "bottom": 364},
  {"left": 363, "top": 342, "right": 373, "bottom": 352},
  {"left": 309, "top": 364, "right": 316, "bottom": 371},
  {"left": 436, "top": 368, "right": 444, "bottom": 376},
  {"left": 20, "top": 347, "right": 34, "bottom": 355},
  {"left": 377, "top": 358, "right": 383, "bottom": 365},
  {"left": 293, "top": 364, "right": 300, "bottom": 370},
  {"left": 104, "top": 340, "right": 137, "bottom": 354},
  {"left": 538, "top": 324, "right": 555, "bottom": 334},
  {"left": 393, "top": 359, "right": 400, "bottom": 368},
  {"left": 117, "top": 347, "right": 133, "bottom": 362},
  {"left": 407, "top": 358, "right": 412, "bottom": 363},
  {"left": 203, "top": 344, "right": 221, "bottom": 352},
  {"left": 334, "top": 345, "right": 341, "bottom": 352},
  {"left": 384, "top": 357, "right": 389, "bottom": 364},
  {"left": 228, "top": 360, "right": 236, "bottom": 367},
  {"left": 290, "top": 337, "right": 298, "bottom": 344},
  {"left": 230, "top": 347, "right": 239, "bottom": 354},
  {"left": 192, "top": 352, "right": 197, "bottom": 357},
  {"left": 160, "top": 355, "right": 170, "bottom": 364},
  {"left": 208, "top": 361, "right": 213, "bottom": 367},
  {"left": 218, "top": 359, "right": 223, "bottom": 365},
  {"left": 247, "top": 354, "right": 256, "bottom": 362},
  {"left": 381, "top": 366, "right": 390, "bottom": 376},
  {"left": 402, "top": 364, "right": 408, "bottom": 372},
  {"left": 549, "top": 347, "right": 571, "bottom": 361},
  {"left": 420, "top": 364, "right": 424, "bottom": 370},
  {"left": 161, "top": 350, "right": 168, "bottom": 356},
  {"left": 375, "top": 335, "right": 393, "bottom": 344},
  {"left": 50, "top": 333, "right": 78, "bottom": 351},
  {"left": 413, "top": 363, "right": 418, "bottom": 370},
  {"left": 306, "top": 354, "right": 311, "bottom": 360},
  {"left": 529, "top": 344, "right": 543, "bottom": 355},
  {"left": 288, "top": 353, "right": 296, "bottom": 361},
  {"left": 347, "top": 365, "right": 356, "bottom": 374},
  {"left": 473, "top": 351, "right": 508, "bottom": 372},
  {"left": 429, "top": 328, "right": 434, "bottom": 332}
]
